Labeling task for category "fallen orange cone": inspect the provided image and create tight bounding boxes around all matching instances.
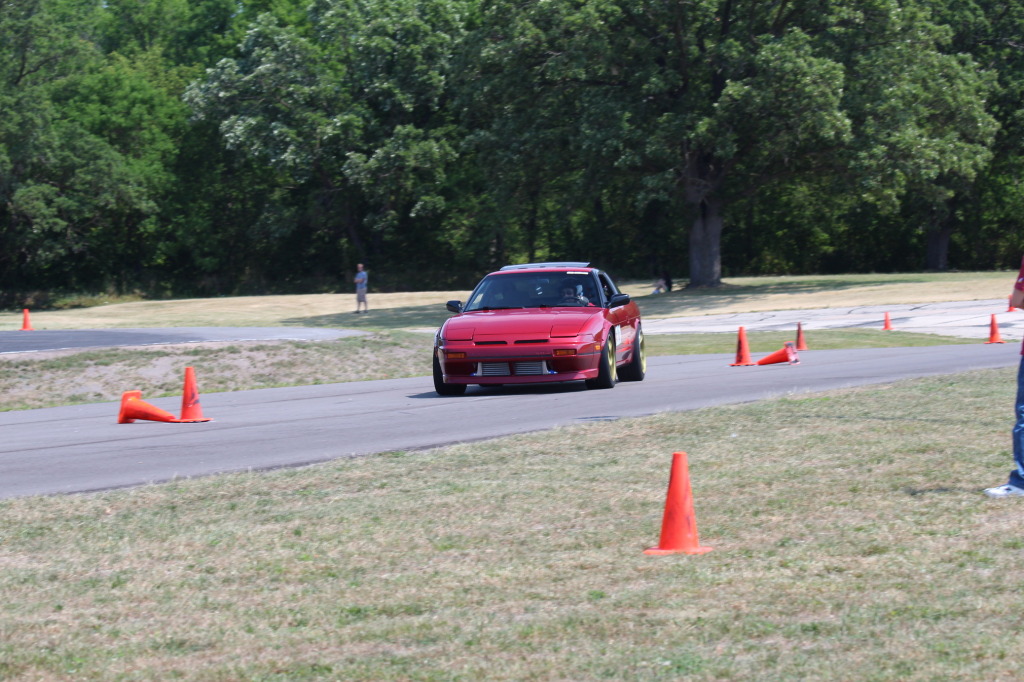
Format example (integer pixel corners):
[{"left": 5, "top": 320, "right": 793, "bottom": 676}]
[
  {"left": 986, "top": 313, "right": 1005, "bottom": 344},
  {"left": 178, "top": 366, "right": 212, "bottom": 422},
  {"left": 730, "top": 326, "right": 755, "bottom": 366},
  {"left": 118, "top": 390, "right": 181, "bottom": 424},
  {"left": 20, "top": 309, "right": 34, "bottom": 331},
  {"left": 757, "top": 341, "right": 799, "bottom": 365},
  {"left": 795, "top": 322, "right": 808, "bottom": 351},
  {"left": 645, "top": 451, "right": 712, "bottom": 555}
]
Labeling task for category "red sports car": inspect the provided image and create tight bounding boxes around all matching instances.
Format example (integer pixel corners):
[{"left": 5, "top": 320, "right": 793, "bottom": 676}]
[{"left": 433, "top": 262, "right": 645, "bottom": 395}]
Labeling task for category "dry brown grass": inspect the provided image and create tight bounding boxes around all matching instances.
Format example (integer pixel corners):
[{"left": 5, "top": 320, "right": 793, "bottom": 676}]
[
  {"left": 628, "top": 270, "right": 1012, "bottom": 318},
  {"left": 1, "top": 370, "right": 1022, "bottom": 679},
  {"left": 0, "top": 333, "right": 426, "bottom": 411},
  {"left": 0, "top": 270, "right": 1012, "bottom": 331},
  {"left": 2, "top": 272, "right": 1023, "bottom": 679},
  {"left": 0, "top": 291, "right": 473, "bottom": 330}
]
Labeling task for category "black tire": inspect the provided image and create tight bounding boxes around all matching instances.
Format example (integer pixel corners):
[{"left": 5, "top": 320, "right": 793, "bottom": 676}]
[
  {"left": 433, "top": 353, "right": 467, "bottom": 396},
  {"left": 585, "top": 336, "right": 617, "bottom": 389},
  {"left": 618, "top": 326, "right": 646, "bottom": 382}
]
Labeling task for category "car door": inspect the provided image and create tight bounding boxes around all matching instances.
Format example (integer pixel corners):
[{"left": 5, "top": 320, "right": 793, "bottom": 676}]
[{"left": 598, "top": 272, "right": 635, "bottom": 362}]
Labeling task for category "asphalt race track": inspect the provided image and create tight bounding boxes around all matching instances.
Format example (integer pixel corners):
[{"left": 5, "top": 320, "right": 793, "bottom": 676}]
[{"left": 1, "top": 342, "right": 1019, "bottom": 499}]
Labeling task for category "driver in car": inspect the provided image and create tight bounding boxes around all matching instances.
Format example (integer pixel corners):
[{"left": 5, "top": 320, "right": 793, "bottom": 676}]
[{"left": 558, "top": 279, "right": 589, "bottom": 306}]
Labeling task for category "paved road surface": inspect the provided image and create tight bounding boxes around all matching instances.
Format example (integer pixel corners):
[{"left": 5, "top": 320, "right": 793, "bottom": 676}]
[{"left": 1, "top": 343, "right": 1018, "bottom": 499}]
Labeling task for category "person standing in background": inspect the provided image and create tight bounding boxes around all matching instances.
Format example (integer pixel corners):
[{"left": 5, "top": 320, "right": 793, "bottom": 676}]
[
  {"left": 985, "top": 257, "right": 1024, "bottom": 497},
  {"left": 354, "top": 263, "right": 368, "bottom": 313}
]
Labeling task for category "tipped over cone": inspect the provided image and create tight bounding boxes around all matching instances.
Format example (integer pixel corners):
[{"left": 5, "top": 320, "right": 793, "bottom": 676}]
[
  {"left": 20, "top": 309, "right": 34, "bottom": 331},
  {"left": 645, "top": 452, "right": 712, "bottom": 555},
  {"left": 118, "top": 391, "right": 181, "bottom": 424},
  {"left": 730, "top": 326, "right": 755, "bottom": 366},
  {"left": 179, "top": 366, "right": 212, "bottom": 422},
  {"left": 756, "top": 341, "right": 799, "bottom": 366},
  {"left": 986, "top": 314, "right": 1005, "bottom": 344}
]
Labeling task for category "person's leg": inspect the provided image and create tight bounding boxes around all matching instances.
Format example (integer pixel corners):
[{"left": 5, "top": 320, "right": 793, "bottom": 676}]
[
  {"left": 1010, "top": 357, "right": 1024, "bottom": 488},
  {"left": 985, "top": 357, "right": 1024, "bottom": 496}
]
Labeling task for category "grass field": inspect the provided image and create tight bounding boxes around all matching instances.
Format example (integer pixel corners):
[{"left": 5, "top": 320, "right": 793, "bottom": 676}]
[
  {"left": 0, "top": 269, "right": 1013, "bottom": 331},
  {"left": 2, "top": 272, "right": 1023, "bottom": 680}
]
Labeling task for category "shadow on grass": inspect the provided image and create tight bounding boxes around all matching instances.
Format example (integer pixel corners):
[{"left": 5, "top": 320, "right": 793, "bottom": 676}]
[
  {"left": 903, "top": 487, "right": 978, "bottom": 495},
  {"left": 286, "top": 273, "right": 997, "bottom": 334},
  {"left": 633, "top": 277, "right": 926, "bottom": 317},
  {"left": 283, "top": 303, "right": 454, "bottom": 330},
  {"left": 286, "top": 281, "right": 873, "bottom": 330}
]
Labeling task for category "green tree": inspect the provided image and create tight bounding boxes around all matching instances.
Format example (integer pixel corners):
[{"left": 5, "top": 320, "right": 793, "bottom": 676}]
[
  {"left": 930, "top": 0, "right": 1024, "bottom": 269},
  {"left": 95, "top": 0, "right": 240, "bottom": 66},
  {"left": 462, "top": 0, "right": 996, "bottom": 286},
  {"left": 0, "top": 0, "right": 103, "bottom": 292},
  {"left": 48, "top": 51, "right": 189, "bottom": 291},
  {"left": 185, "top": 0, "right": 472, "bottom": 287}
]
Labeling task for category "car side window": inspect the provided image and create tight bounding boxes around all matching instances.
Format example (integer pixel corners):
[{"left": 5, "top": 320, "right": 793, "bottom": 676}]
[{"left": 599, "top": 273, "right": 617, "bottom": 304}]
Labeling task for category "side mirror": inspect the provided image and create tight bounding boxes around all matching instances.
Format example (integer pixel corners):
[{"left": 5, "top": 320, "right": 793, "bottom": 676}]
[
  {"left": 446, "top": 300, "right": 463, "bottom": 313},
  {"left": 608, "top": 293, "right": 631, "bottom": 308}
]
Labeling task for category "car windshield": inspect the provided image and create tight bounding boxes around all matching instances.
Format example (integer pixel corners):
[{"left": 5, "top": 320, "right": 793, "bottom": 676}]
[{"left": 464, "top": 272, "right": 598, "bottom": 311}]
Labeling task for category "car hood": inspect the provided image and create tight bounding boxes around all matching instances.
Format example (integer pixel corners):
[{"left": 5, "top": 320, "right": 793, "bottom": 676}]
[{"left": 444, "top": 308, "right": 603, "bottom": 341}]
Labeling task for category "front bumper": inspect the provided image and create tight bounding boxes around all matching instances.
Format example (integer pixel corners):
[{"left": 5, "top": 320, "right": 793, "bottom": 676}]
[{"left": 436, "top": 342, "right": 602, "bottom": 385}]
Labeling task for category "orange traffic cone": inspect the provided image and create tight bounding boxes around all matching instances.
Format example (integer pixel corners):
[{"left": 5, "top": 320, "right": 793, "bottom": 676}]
[
  {"left": 757, "top": 341, "right": 799, "bottom": 365},
  {"left": 645, "top": 451, "right": 713, "bottom": 555},
  {"left": 118, "top": 390, "right": 182, "bottom": 424},
  {"left": 20, "top": 309, "right": 34, "bottom": 331},
  {"left": 178, "top": 366, "right": 212, "bottom": 422},
  {"left": 883, "top": 312, "right": 893, "bottom": 331},
  {"left": 986, "top": 314, "right": 1005, "bottom": 344},
  {"left": 1009, "top": 296, "right": 1016, "bottom": 313},
  {"left": 795, "top": 322, "right": 808, "bottom": 351},
  {"left": 730, "top": 327, "right": 755, "bottom": 366}
]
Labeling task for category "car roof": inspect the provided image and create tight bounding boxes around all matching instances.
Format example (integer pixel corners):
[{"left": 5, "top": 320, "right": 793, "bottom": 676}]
[{"left": 497, "top": 262, "right": 594, "bottom": 273}]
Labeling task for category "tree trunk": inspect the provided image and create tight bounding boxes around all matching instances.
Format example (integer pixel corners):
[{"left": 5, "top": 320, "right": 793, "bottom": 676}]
[
  {"left": 924, "top": 225, "right": 952, "bottom": 271},
  {"left": 525, "top": 183, "right": 540, "bottom": 263},
  {"left": 688, "top": 196, "right": 724, "bottom": 287}
]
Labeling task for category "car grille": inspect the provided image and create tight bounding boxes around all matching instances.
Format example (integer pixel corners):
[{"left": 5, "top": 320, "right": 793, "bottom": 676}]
[
  {"left": 513, "top": 361, "right": 547, "bottom": 375},
  {"left": 478, "top": 361, "right": 548, "bottom": 376}
]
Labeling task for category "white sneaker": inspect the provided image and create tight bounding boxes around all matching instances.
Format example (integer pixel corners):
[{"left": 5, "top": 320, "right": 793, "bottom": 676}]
[{"left": 984, "top": 484, "right": 1024, "bottom": 498}]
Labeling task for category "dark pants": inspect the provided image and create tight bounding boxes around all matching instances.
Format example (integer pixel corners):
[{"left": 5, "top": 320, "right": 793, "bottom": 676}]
[{"left": 1010, "top": 358, "right": 1024, "bottom": 488}]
